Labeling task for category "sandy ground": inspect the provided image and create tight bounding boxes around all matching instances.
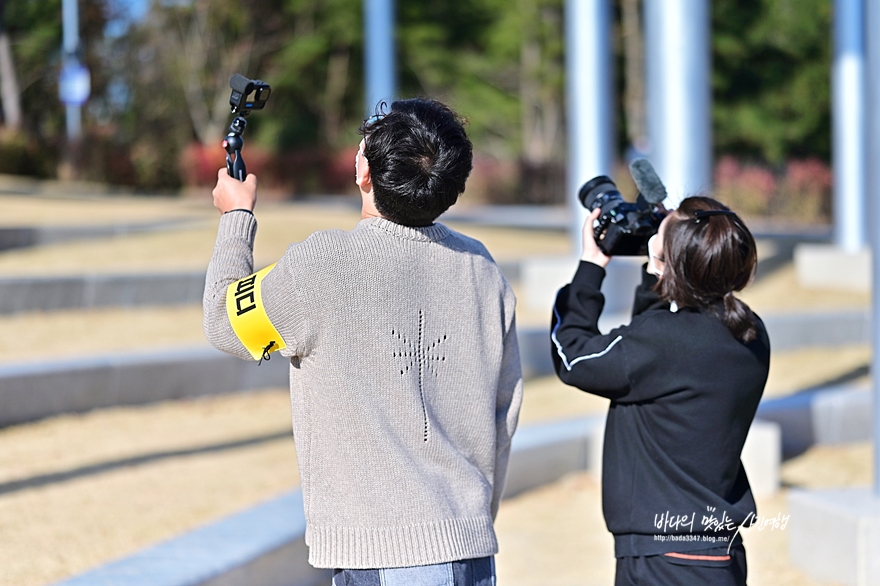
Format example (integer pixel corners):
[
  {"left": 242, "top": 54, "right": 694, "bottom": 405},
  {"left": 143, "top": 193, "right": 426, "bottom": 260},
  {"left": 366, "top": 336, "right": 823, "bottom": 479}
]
[
  {"left": 517, "top": 344, "right": 872, "bottom": 421},
  {"left": 0, "top": 382, "right": 869, "bottom": 586},
  {"left": 494, "top": 462, "right": 864, "bottom": 586},
  {"left": 0, "top": 306, "right": 207, "bottom": 365},
  {"left": 2, "top": 191, "right": 867, "bottom": 304},
  {"left": 740, "top": 263, "right": 870, "bottom": 312},
  {"left": 0, "top": 193, "right": 872, "bottom": 585},
  {"left": 0, "top": 195, "right": 572, "bottom": 276},
  {"left": 0, "top": 390, "right": 298, "bottom": 586},
  {"left": 496, "top": 439, "right": 872, "bottom": 586},
  {"left": 0, "top": 302, "right": 869, "bottom": 406},
  {"left": 0, "top": 192, "right": 209, "bottom": 227}
]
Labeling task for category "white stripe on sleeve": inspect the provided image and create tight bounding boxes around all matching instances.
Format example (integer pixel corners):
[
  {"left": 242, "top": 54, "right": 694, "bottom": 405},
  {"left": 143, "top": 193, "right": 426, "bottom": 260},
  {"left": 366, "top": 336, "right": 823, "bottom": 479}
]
[{"left": 551, "top": 305, "right": 623, "bottom": 372}]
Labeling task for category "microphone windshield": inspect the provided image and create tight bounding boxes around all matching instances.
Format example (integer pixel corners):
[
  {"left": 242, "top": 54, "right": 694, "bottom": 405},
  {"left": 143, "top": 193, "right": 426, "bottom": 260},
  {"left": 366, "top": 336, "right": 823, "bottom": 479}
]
[{"left": 629, "top": 158, "right": 667, "bottom": 205}]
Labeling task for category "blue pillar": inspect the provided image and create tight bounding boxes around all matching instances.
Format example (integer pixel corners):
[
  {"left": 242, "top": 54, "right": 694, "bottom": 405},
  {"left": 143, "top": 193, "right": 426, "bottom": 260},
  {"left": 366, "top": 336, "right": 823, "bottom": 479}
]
[
  {"left": 865, "top": 0, "right": 880, "bottom": 496},
  {"left": 644, "top": 0, "right": 712, "bottom": 208},
  {"left": 364, "top": 0, "right": 396, "bottom": 115},
  {"left": 565, "top": 0, "right": 614, "bottom": 253},
  {"left": 833, "top": 0, "right": 867, "bottom": 252},
  {"left": 62, "top": 0, "right": 81, "bottom": 140}
]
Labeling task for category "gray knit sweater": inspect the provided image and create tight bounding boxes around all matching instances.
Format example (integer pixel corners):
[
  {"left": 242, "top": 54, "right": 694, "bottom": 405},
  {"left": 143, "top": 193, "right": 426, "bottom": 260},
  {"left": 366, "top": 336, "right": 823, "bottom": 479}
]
[{"left": 203, "top": 211, "right": 523, "bottom": 569}]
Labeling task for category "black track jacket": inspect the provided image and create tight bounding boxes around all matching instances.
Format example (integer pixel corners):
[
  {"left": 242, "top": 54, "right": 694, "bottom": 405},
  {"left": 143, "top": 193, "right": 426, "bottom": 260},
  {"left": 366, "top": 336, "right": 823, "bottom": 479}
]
[{"left": 551, "top": 261, "right": 770, "bottom": 557}]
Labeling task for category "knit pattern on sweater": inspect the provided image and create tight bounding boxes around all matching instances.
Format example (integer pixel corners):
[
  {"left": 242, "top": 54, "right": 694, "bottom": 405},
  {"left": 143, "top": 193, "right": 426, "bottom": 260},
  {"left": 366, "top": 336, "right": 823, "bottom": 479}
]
[{"left": 203, "top": 212, "right": 523, "bottom": 569}]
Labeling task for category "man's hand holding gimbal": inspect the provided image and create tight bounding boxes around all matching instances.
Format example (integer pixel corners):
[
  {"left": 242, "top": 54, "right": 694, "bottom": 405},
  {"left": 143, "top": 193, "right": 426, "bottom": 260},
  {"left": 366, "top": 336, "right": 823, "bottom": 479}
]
[{"left": 213, "top": 168, "right": 258, "bottom": 214}]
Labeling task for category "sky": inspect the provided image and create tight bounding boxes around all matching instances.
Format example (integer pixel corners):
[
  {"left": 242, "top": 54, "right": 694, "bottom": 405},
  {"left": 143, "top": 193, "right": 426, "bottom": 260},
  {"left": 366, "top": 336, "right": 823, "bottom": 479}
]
[
  {"left": 113, "top": 0, "right": 149, "bottom": 21},
  {"left": 104, "top": 0, "right": 146, "bottom": 37}
]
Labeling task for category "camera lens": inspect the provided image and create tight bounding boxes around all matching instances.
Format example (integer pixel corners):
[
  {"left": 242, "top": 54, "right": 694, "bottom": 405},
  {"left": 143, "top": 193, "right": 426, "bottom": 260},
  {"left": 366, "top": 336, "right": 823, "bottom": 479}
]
[{"left": 578, "top": 175, "right": 622, "bottom": 210}]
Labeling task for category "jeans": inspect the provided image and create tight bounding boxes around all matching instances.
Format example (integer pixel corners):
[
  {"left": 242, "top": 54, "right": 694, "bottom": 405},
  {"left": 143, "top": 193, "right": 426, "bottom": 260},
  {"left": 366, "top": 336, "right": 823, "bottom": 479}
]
[{"left": 332, "top": 556, "right": 495, "bottom": 586}]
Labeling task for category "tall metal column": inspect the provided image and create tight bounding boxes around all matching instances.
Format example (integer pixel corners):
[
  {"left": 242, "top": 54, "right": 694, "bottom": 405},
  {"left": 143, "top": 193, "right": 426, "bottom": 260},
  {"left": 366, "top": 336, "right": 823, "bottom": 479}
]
[
  {"left": 565, "top": 0, "right": 614, "bottom": 253},
  {"left": 644, "top": 0, "right": 712, "bottom": 208},
  {"left": 865, "top": 0, "right": 880, "bottom": 497},
  {"left": 364, "top": 0, "right": 396, "bottom": 114},
  {"left": 833, "top": 0, "right": 867, "bottom": 252},
  {"left": 62, "top": 0, "right": 81, "bottom": 140}
]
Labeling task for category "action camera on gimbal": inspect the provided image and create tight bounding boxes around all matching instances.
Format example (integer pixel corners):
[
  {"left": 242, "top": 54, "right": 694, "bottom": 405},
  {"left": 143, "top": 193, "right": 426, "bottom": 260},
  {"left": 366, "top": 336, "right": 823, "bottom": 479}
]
[
  {"left": 228, "top": 74, "right": 271, "bottom": 115},
  {"left": 223, "top": 74, "right": 271, "bottom": 181}
]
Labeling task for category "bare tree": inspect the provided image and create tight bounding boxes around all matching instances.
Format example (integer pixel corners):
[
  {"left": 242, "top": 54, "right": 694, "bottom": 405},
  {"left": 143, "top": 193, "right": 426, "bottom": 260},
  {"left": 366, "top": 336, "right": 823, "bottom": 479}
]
[
  {"left": 0, "top": 0, "right": 21, "bottom": 129},
  {"left": 170, "top": 0, "right": 253, "bottom": 146},
  {"left": 281, "top": 0, "right": 361, "bottom": 150},
  {"left": 321, "top": 47, "right": 350, "bottom": 147},
  {"left": 621, "top": 0, "right": 646, "bottom": 150},
  {"left": 519, "top": 0, "right": 564, "bottom": 165}
]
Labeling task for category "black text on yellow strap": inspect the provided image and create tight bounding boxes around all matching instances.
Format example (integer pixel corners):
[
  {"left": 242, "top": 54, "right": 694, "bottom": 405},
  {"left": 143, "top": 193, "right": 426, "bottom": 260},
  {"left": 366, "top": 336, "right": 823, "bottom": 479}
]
[{"left": 234, "top": 274, "right": 258, "bottom": 316}]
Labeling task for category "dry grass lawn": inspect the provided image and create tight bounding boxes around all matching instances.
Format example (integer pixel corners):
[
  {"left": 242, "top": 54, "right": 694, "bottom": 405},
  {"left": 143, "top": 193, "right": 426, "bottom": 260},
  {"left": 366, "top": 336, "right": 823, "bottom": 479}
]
[
  {"left": 0, "top": 306, "right": 207, "bottom": 365},
  {"left": 520, "top": 343, "right": 871, "bottom": 425},
  {"left": 0, "top": 192, "right": 208, "bottom": 227},
  {"left": 0, "top": 390, "right": 298, "bottom": 586},
  {"left": 0, "top": 374, "right": 870, "bottom": 586},
  {"left": 740, "top": 263, "right": 869, "bottom": 312},
  {"left": 0, "top": 191, "right": 870, "bottom": 585},
  {"left": 495, "top": 465, "right": 858, "bottom": 586},
  {"left": 0, "top": 196, "right": 571, "bottom": 276},
  {"left": 497, "top": 442, "right": 870, "bottom": 586}
]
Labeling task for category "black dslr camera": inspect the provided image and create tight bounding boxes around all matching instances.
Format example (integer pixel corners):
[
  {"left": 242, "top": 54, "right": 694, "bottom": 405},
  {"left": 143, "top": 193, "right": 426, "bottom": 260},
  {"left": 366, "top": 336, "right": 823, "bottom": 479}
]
[
  {"left": 579, "top": 159, "right": 668, "bottom": 256},
  {"left": 223, "top": 74, "right": 271, "bottom": 181}
]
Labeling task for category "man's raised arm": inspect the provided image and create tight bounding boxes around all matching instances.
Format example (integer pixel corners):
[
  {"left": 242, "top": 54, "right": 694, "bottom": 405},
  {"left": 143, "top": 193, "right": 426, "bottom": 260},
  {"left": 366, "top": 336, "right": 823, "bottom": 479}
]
[{"left": 203, "top": 170, "right": 260, "bottom": 361}]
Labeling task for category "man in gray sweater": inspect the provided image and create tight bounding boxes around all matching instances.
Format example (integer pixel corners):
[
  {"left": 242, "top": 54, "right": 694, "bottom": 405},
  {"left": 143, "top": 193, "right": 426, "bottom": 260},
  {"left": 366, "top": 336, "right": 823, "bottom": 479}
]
[{"left": 204, "top": 98, "right": 523, "bottom": 585}]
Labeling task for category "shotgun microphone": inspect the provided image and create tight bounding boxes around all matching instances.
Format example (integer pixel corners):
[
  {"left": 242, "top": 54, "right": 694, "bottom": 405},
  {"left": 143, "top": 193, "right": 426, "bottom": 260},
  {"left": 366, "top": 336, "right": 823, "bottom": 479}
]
[{"left": 629, "top": 158, "right": 668, "bottom": 205}]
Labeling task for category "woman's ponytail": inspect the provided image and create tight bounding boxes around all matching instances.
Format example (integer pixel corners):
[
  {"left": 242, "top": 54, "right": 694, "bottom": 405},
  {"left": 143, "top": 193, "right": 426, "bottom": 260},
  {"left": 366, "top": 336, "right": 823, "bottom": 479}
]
[
  {"left": 657, "top": 197, "right": 759, "bottom": 344},
  {"left": 720, "top": 292, "right": 757, "bottom": 343}
]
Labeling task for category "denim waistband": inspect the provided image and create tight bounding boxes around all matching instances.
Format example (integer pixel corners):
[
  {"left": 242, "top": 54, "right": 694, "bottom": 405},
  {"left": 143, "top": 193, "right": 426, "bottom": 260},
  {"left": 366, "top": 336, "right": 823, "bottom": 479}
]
[{"left": 332, "top": 556, "right": 495, "bottom": 586}]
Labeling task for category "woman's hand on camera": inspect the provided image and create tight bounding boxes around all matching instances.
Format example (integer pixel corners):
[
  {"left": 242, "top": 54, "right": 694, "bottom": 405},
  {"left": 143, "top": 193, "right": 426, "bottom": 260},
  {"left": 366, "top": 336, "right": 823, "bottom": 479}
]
[
  {"left": 213, "top": 168, "right": 258, "bottom": 214},
  {"left": 582, "top": 208, "right": 611, "bottom": 268}
]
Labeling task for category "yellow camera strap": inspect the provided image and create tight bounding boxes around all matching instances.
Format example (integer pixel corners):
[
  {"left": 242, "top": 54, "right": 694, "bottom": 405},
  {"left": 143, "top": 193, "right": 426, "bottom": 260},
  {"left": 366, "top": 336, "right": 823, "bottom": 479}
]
[{"left": 225, "top": 263, "right": 287, "bottom": 361}]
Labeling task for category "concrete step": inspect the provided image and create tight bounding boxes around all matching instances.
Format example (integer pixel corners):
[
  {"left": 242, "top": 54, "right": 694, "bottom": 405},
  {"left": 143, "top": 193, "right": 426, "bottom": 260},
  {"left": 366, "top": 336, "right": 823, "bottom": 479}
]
[
  {"left": 0, "top": 330, "right": 550, "bottom": 426},
  {"left": 0, "top": 219, "right": 197, "bottom": 253},
  {"left": 50, "top": 415, "right": 783, "bottom": 586},
  {"left": 757, "top": 384, "right": 873, "bottom": 457},
  {"left": 0, "top": 272, "right": 206, "bottom": 314},
  {"left": 0, "top": 346, "right": 288, "bottom": 427},
  {"left": 2, "top": 322, "right": 873, "bottom": 429}
]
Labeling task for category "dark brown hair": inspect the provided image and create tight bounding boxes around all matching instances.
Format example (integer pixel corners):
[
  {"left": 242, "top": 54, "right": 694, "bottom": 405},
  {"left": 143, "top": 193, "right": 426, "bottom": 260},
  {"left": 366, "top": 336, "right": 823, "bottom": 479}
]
[{"left": 656, "top": 196, "right": 758, "bottom": 342}]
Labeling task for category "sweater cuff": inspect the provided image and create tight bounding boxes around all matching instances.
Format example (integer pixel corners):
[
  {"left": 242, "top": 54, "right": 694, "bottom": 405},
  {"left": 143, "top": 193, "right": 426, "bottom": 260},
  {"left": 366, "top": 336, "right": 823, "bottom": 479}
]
[
  {"left": 218, "top": 208, "right": 258, "bottom": 246},
  {"left": 572, "top": 260, "right": 606, "bottom": 290}
]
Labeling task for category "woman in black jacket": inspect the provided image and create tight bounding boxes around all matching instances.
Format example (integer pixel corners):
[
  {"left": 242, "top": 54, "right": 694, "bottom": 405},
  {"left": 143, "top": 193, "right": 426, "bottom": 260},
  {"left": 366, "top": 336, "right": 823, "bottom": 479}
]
[{"left": 551, "top": 196, "right": 770, "bottom": 586}]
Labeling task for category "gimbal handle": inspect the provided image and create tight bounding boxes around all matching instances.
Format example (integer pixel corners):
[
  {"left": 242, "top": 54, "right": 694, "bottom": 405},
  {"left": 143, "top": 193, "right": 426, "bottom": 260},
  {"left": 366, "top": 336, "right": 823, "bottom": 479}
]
[{"left": 223, "top": 116, "right": 248, "bottom": 181}]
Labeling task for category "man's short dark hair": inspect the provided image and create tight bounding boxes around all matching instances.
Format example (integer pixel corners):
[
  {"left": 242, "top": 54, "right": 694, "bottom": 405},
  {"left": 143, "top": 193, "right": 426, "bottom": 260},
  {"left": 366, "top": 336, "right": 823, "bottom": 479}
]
[{"left": 359, "top": 98, "right": 473, "bottom": 227}]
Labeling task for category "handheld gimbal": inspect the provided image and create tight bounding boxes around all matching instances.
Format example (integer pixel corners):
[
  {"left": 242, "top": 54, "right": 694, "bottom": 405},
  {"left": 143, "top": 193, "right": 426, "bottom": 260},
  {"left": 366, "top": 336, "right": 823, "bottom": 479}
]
[{"left": 223, "top": 74, "right": 271, "bottom": 181}]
